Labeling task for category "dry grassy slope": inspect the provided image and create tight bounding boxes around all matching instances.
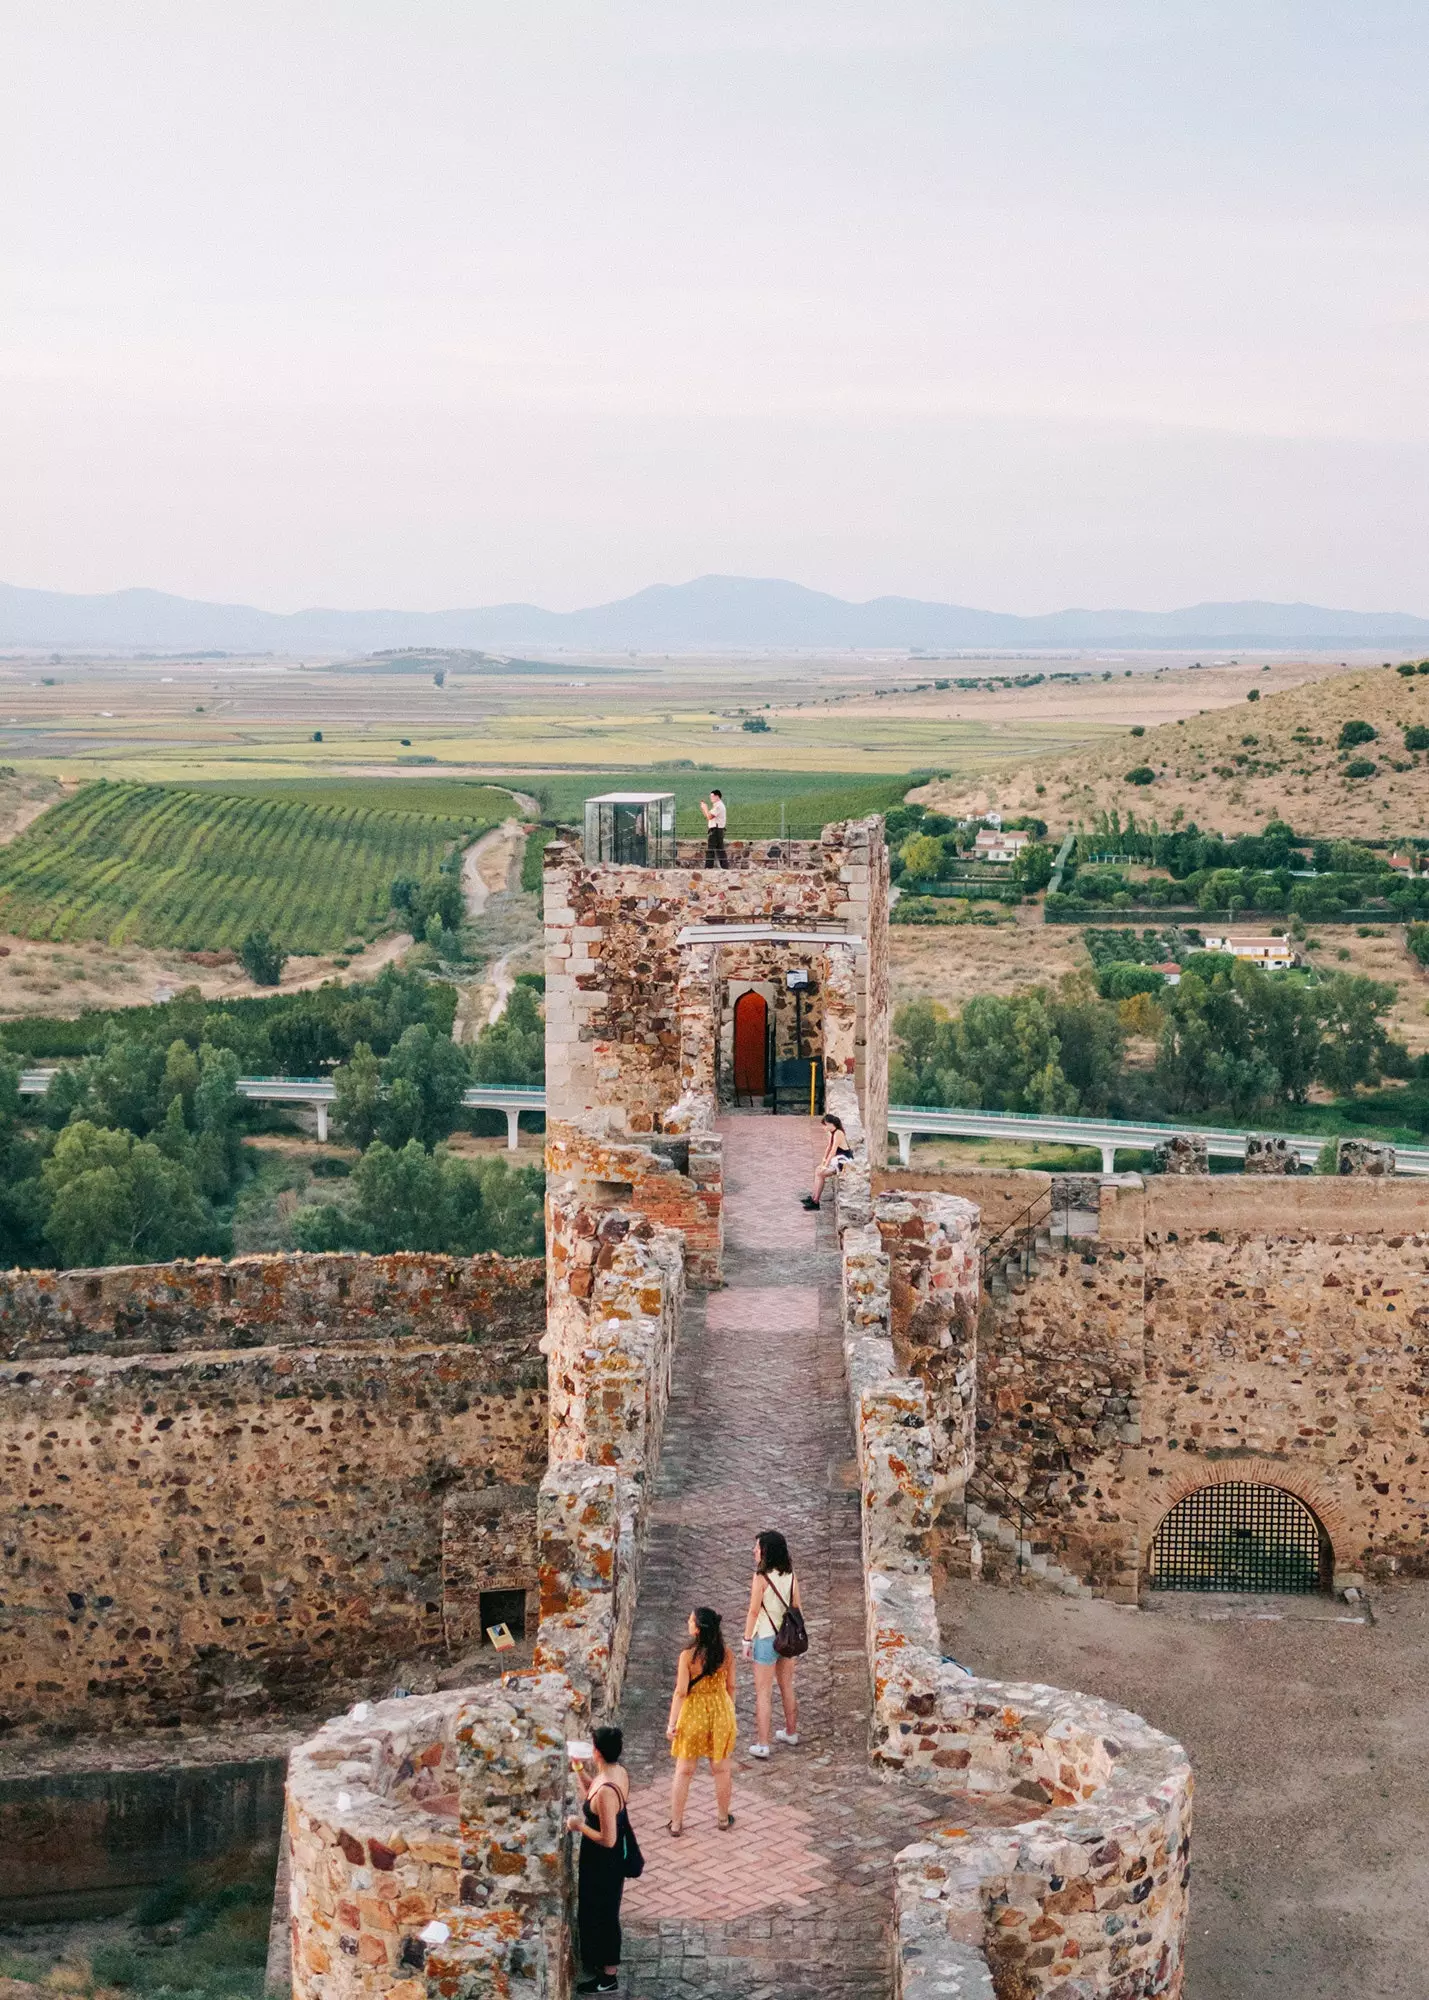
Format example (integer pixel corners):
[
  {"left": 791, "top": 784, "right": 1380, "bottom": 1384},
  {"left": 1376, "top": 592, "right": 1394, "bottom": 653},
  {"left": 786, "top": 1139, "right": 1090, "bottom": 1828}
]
[
  {"left": 921, "top": 664, "right": 1429, "bottom": 837},
  {"left": 0, "top": 770, "right": 61, "bottom": 845}
]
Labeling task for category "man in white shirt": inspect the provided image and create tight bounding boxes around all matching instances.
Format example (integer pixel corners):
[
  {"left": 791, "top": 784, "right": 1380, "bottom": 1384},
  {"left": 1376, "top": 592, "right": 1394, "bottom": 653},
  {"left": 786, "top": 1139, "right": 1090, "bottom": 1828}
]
[{"left": 699, "top": 790, "right": 729, "bottom": 868}]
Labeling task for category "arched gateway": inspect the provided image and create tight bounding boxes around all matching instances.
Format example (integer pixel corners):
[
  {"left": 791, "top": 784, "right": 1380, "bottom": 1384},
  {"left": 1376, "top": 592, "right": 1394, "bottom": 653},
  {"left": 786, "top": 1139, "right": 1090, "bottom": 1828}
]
[{"left": 1150, "top": 1480, "right": 1332, "bottom": 1594}]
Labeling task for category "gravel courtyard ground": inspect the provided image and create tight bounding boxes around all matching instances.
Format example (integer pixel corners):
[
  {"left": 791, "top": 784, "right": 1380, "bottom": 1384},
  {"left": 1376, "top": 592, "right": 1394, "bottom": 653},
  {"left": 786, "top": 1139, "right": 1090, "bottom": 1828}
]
[{"left": 939, "top": 1578, "right": 1429, "bottom": 2000}]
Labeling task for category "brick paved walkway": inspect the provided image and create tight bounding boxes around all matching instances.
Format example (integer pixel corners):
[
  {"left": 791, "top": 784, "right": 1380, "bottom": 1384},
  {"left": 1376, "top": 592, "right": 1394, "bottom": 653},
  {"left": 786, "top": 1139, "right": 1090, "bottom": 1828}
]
[{"left": 614, "top": 1115, "right": 993, "bottom": 1999}]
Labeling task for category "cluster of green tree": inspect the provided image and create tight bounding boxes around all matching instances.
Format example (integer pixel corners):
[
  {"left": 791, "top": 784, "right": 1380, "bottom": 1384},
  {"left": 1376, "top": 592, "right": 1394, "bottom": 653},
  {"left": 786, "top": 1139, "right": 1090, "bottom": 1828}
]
[
  {"left": 0, "top": 973, "right": 547, "bottom": 1271},
  {"left": 890, "top": 955, "right": 1411, "bottom": 1124},
  {"left": 289, "top": 1140, "right": 544, "bottom": 1257},
  {"left": 1056, "top": 864, "right": 1426, "bottom": 918},
  {"left": 0, "top": 964, "right": 457, "bottom": 1067},
  {"left": 1073, "top": 813, "right": 1425, "bottom": 879},
  {"left": 1081, "top": 926, "right": 1192, "bottom": 969},
  {"left": 390, "top": 851, "right": 467, "bottom": 950},
  {"left": 328, "top": 980, "right": 544, "bottom": 1148},
  {"left": 888, "top": 899, "right": 1010, "bottom": 927},
  {"left": 885, "top": 804, "right": 1053, "bottom": 893},
  {"left": 0, "top": 1036, "right": 244, "bottom": 1268},
  {"left": 239, "top": 929, "right": 287, "bottom": 985}
]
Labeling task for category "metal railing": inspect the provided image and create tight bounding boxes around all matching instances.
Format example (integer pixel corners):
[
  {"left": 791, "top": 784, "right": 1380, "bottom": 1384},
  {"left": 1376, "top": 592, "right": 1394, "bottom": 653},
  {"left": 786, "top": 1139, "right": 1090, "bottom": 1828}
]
[{"left": 965, "top": 1464, "right": 1038, "bottom": 1577}]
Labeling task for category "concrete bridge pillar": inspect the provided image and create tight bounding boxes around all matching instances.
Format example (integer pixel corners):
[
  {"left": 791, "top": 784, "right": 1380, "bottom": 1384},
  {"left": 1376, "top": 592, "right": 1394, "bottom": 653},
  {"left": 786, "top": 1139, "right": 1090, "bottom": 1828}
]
[
  {"left": 1101, "top": 1142, "right": 1116, "bottom": 1174},
  {"left": 898, "top": 1128, "right": 912, "bottom": 1167},
  {"left": 506, "top": 1107, "right": 521, "bottom": 1150},
  {"left": 315, "top": 1102, "right": 328, "bottom": 1144}
]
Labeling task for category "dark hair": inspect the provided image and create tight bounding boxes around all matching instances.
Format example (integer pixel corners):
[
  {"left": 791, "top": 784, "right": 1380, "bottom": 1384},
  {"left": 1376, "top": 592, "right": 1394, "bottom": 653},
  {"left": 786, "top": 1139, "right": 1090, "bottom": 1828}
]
[
  {"left": 711, "top": 788, "right": 723, "bottom": 797},
  {"left": 591, "top": 1724, "right": 624, "bottom": 1764},
  {"left": 756, "top": 1530, "right": 792, "bottom": 1576},
  {"left": 822, "top": 1113, "right": 845, "bottom": 1132},
  {"left": 690, "top": 1606, "right": 725, "bottom": 1676}
]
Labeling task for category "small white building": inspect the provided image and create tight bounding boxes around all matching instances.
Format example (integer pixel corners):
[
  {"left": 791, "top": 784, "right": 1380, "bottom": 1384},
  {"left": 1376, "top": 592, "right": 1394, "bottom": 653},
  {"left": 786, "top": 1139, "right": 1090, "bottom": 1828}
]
[
  {"left": 973, "top": 827, "right": 1032, "bottom": 864},
  {"left": 1202, "top": 935, "right": 1297, "bottom": 969},
  {"left": 1152, "top": 961, "right": 1183, "bottom": 987}
]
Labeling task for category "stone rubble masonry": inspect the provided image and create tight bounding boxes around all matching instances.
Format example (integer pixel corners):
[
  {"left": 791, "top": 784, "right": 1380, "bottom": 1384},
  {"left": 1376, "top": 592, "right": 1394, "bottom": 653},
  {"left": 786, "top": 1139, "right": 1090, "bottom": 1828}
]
[
  {"left": 1337, "top": 1137, "right": 1396, "bottom": 1176},
  {"left": 0, "top": 1251, "right": 544, "bottom": 1362},
  {"left": 286, "top": 1673, "right": 576, "bottom": 2000},
  {"left": 1243, "top": 1136, "right": 1304, "bottom": 1175},
  {"left": 873, "top": 1191, "right": 980, "bottom": 1562},
  {"left": 878, "top": 1167, "right": 1053, "bottom": 1244},
  {"left": 441, "top": 1488, "right": 538, "bottom": 1657},
  {"left": 838, "top": 1186, "right": 1193, "bottom": 1999},
  {"left": 972, "top": 1169, "right": 1429, "bottom": 1592},
  {"left": 535, "top": 1124, "right": 683, "bottom": 1714},
  {"left": 545, "top": 1117, "right": 722, "bottom": 1288},
  {"left": 542, "top": 816, "right": 888, "bottom": 1162},
  {"left": 1152, "top": 1133, "right": 1209, "bottom": 1176},
  {"left": 0, "top": 1254, "right": 548, "bottom": 1732},
  {"left": 285, "top": 1114, "right": 687, "bottom": 1994}
]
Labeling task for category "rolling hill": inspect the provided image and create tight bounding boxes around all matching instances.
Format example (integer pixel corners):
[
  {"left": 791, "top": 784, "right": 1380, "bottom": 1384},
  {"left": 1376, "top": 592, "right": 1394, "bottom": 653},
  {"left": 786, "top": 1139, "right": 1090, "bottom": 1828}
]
[
  {"left": 922, "top": 664, "right": 1429, "bottom": 838},
  {"left": 3, "top": 575, "right": 1429, "bottom": 654}
]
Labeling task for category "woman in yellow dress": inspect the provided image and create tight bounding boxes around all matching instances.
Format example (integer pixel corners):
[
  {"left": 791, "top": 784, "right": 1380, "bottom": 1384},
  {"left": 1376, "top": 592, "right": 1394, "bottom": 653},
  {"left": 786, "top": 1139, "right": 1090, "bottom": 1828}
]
[{"left": 666, "top": 1605, "right": 737, "bottom": 1835}]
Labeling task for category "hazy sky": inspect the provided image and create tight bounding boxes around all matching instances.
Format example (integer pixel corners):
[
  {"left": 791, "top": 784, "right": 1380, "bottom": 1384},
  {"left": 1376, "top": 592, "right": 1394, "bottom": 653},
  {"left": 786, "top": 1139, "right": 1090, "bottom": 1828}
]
[{"left": 2, "top": 2, "right": 1427, "bottom": 613}]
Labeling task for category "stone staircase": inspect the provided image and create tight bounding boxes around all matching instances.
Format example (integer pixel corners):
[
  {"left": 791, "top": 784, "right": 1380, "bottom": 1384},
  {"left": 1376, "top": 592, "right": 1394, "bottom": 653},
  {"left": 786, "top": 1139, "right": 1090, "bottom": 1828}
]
[{"left": 964, "top": 1496, "right": 1092, "bottom": 1598}]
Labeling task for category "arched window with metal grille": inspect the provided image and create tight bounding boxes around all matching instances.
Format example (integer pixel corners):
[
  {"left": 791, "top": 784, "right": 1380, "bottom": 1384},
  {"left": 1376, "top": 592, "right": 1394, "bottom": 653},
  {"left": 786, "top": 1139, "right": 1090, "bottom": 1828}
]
[{"left": 1150, "top": 1482, "right": 1331, "bottom": 1594}]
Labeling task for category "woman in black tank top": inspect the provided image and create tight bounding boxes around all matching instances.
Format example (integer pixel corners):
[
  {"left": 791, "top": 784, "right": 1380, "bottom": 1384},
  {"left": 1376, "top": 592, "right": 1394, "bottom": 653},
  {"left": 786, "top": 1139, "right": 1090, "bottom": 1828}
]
[{"left": 566, "top": 1723, "right": 630, "bottom": 1993}]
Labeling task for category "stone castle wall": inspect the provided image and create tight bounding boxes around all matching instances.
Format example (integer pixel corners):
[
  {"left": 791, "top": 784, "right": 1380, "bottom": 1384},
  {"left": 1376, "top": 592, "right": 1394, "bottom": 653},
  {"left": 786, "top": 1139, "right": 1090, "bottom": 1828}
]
[
  {"left": 286, "top": 1117, "right": 688, "bottom": 1996},
  {"left": 0, "top": 1253, "right": 547, "bottom": 1731},
  {"left": 544, "top": 1120, "right": 722, "bottom": 1289},
  {"left": 965, "top": 1170, "right": 1429, "bottom": 1591},
  {"left": 0, "top": 1252, "right": 543, "bottom": 1361},
  {"left": 839, "top": 1185, "right": 1193, "bottom": 1999}
]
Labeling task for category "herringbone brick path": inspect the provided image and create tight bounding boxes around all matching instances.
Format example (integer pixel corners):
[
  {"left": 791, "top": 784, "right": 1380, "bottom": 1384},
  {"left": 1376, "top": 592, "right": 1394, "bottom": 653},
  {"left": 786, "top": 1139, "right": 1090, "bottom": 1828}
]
[{"left": 614, "top": 1115, "right": 1015, "bottom": 1999}]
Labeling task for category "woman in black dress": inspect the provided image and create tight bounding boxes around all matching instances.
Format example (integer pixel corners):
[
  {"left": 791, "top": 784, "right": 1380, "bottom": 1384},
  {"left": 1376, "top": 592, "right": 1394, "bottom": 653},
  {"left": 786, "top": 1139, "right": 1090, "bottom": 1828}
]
[{"left": 566, "top": 1723, "right": 630, "bottom": 1994}]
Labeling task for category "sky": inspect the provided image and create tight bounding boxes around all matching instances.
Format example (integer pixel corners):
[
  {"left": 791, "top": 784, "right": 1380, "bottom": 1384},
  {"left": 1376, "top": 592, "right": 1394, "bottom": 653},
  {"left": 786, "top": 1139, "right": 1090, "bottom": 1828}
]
[{"left": 1, "top": 0, "right": 1427, "bottom": 615}]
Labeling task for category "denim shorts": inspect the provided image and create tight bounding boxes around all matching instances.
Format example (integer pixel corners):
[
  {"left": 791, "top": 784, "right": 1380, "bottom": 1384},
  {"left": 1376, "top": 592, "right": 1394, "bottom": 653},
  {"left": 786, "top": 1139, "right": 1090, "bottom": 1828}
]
[{"left": 750, "top": 1635, "right": 777, "bottom": 1665}]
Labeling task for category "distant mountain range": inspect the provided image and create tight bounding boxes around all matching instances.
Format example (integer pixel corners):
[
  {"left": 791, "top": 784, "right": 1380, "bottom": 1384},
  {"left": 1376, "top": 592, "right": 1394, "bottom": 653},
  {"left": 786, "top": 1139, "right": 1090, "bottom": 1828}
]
[{"left": 3, "top": 574, "right": 1427, "bottom": 654}]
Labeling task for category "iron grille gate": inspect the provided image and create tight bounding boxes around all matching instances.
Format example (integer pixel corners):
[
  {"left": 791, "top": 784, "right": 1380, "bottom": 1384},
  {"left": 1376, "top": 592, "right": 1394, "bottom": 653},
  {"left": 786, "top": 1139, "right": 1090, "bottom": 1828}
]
[{"left": 1150, "top": 1481, "right": 1329, "bottom": 1594}]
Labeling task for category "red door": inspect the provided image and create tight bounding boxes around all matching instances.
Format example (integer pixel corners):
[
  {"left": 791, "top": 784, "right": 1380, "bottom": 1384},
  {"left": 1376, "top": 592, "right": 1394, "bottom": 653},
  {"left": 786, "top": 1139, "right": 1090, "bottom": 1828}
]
[{"left": 733, "top": 991, "right": 768, "bottom": 1098}]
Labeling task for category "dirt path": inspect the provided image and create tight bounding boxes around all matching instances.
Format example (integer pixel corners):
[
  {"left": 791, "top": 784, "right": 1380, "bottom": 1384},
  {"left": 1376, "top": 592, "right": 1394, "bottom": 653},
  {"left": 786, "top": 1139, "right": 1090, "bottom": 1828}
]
[
  {"left": 209, "top": 930, "right": 415, "bottom": 1000},
  {"left": 457, "top": 816, "right": 539, "bottom": 1035},
  {"left": 461, "top": 818, "right": 525, "bottom": 922}
]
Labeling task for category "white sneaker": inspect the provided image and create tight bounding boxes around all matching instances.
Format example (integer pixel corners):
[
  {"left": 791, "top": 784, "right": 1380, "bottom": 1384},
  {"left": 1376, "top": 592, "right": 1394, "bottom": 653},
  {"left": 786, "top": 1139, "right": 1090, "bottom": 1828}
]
[
  {"left": 775, "top": 1729, "right": 799, "bottom": 1746},
  {"left": 748, "top": 1742, "right": 772, "bottom": 1759}
]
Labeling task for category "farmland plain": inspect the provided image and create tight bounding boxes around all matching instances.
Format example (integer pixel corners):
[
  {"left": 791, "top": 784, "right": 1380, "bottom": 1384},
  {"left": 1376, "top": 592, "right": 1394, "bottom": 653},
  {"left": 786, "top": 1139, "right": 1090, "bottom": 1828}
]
[{"left": 0, "top": 781, "right": 498, "bottom": 952}]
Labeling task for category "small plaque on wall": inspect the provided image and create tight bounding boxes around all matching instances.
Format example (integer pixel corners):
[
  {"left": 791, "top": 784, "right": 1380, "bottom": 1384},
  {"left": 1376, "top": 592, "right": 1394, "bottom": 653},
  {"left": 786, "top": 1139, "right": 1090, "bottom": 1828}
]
[{"left": 485, "top": 1623, "right": 516, "bottom": 1651}]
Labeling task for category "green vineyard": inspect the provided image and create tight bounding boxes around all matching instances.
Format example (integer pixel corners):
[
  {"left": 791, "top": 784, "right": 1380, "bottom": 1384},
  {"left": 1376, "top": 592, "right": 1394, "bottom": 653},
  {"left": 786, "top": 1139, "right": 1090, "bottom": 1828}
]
[{"left": 0, "top": 781, "right": 500, "bottom": 953}]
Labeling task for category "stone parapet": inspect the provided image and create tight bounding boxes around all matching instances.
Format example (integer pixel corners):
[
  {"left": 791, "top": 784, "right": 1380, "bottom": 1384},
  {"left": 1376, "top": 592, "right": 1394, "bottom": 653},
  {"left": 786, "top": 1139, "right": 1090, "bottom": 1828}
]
[
  {"left": 546, "top": 1118, "right": 721, "bottom": 1288},
  {"left": 838, "top": 1194, "right": 1193, "bottom": 1999},
  {"left": 285, "top": 1675, "right": 575, "bottom": 2000},
  {"left": 0, "top": 1251, "right": 545, "bottom": 1362},
  {"left": 874, "top": 1190, "right": 979, "bottom": 1528},
  {"left": 532, "top": 1466, "right": 622, "bottom": 1714}
]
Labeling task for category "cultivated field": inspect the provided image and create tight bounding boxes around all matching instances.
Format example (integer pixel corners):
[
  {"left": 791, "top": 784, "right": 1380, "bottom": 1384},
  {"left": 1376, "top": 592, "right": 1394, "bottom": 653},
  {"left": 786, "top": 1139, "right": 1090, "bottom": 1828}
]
[
  {"left": 0, "top": 781, "right": 497, "bottom": 952},
  {"left": 0, "top": 648, "right": 1357, "bottom": 791}
]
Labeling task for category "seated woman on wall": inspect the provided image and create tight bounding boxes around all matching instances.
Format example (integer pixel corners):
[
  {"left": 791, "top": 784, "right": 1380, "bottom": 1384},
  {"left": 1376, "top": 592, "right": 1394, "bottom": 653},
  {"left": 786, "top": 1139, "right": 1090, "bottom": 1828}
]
[{"left": 802, "top": 1113, "right": 853, "bottom": 1210}]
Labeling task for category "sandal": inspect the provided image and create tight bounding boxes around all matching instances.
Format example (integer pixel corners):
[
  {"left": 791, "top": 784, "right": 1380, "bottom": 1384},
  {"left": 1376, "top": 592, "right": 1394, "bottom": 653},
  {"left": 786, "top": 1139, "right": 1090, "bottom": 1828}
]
[
  {"left": 666, "top": 1820, "right": 683, "bottom": 1837},
  {"left": 717, "top": 1814, "right": 735, "bottom": 1830}
]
